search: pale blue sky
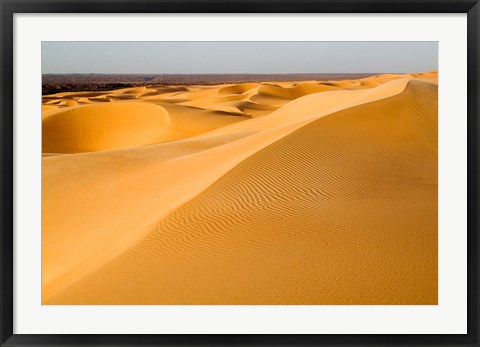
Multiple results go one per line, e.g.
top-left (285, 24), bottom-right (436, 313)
top-left (42, 41), bottom-right (438, 74)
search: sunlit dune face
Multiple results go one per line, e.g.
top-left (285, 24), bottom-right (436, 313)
top-left (41, 72), bottom-right (438, 304)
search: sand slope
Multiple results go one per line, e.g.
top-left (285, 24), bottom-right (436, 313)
top-left (42, 72), bottom-right (438, 304)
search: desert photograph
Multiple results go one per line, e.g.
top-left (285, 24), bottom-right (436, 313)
top-left (41, 42), bottom-right (438, 305)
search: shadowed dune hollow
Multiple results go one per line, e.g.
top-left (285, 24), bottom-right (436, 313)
top-left (42, 72), bottom-right (438, 304)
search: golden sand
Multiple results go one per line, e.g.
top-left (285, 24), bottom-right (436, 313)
top-left (42, 72), bottom-right (438, 304)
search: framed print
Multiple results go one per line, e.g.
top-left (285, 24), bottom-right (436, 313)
top-left (1, 0), bottom-right (479, 346)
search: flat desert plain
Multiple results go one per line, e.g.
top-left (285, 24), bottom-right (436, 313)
top-left (42, 72), bottom-right (438, 304)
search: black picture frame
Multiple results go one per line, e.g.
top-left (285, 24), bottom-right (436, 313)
top-left (1, 0), bottom-right (479, 346)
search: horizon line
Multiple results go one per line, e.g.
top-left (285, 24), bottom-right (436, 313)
top-left (42, 71), bottom-right (437, 75)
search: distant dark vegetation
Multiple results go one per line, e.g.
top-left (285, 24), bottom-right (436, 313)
top-left (42, 83), bottom-right (150, 95)
top-left (42, 73), bottom-right (377, 95)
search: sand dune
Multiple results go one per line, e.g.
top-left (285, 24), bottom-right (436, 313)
top-left (218, 83), bottom-right (258, 95)
top-left (42, 105), bottom-right (58, 112)
top-left (42, 72), bottom-right (438, 304)
top-left (43, 102), bottom-right (171, 153)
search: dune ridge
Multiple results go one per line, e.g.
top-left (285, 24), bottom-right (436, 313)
top-left (42, 72), bottom-right (438, 304)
